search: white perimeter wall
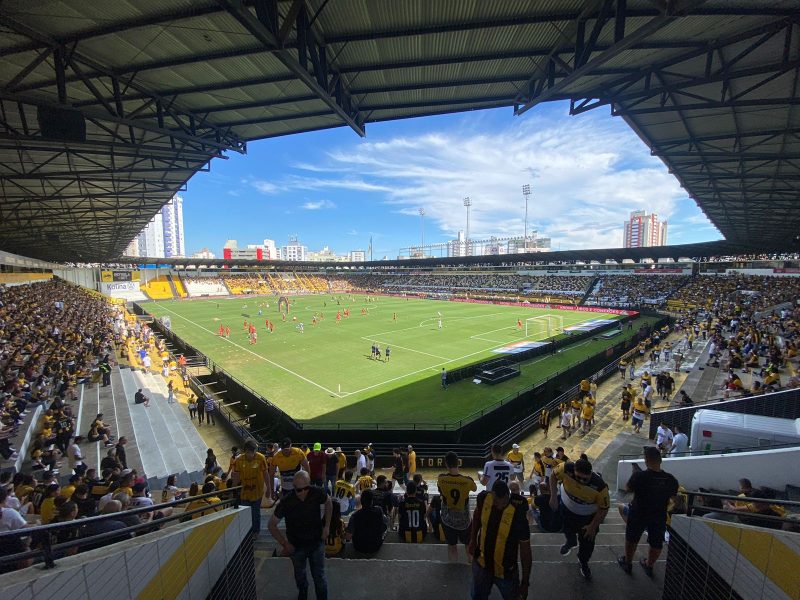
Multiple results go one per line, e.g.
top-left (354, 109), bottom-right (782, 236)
top-left (617, 446), bottom-right (800, 491)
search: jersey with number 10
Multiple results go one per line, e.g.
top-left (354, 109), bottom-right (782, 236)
top-left (398, 496), bottom-right (427, 542)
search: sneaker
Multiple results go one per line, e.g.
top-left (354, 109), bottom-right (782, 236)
top-left (617, 556), bottom-right (632, 574)
top-left (579, 562), bottom-right (592, 580)
top-left (639, 558), bottom-right (654, 578)
top-left (559, 542), bottom-right (576, 556)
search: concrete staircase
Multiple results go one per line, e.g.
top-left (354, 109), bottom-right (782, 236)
top-left (253, 500), bottom-right (664, 599)
top-left (73, 369), bottom-right (144, 476)
top-left (116, 366), bottom-right (207, 486)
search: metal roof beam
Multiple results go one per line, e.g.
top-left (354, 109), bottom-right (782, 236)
top-left (515, 1), bottom-right (709, 115)
top-left (2, 5), bottom-right (793, 59)
top-left (216, 0), bottom-right (365, 137)
top-left (614, 98), bottom-right (800, 115)
top-left (71, 74), bottom-right (298, 110)
top-left (0, 132), bottom-right (224, 161)
top-left (0, 91), bottom-right (237, 155)
top-left (571, 60), bottom-right (800, 115)
top-left (566, 17), bottom-right (797, 115)
top-left (0, 14), bottom-right (245, 153)
top-left (655, 126), bottom-right (800, 149)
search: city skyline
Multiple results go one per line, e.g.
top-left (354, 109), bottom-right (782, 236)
top-left (168, 102), bottom-right (721, 259)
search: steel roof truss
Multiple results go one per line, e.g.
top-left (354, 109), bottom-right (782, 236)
top-left (216, 0), bottom-right (365, 137)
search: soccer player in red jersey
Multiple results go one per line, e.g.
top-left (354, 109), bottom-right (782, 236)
top-left (219, 324), bottom-right (225, 336)
top-left (517, 319), bottom-right (523, 330)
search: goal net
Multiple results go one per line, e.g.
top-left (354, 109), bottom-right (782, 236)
top-left (525, 314), bottom-right (564, 339)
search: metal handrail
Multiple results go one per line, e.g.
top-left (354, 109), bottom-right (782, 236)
top-left (619, 439), bottom-right (800, 460)
top-left (0, 486), bottom-right (242, 570)
top-left (684, 490), bottom-right (800, 527)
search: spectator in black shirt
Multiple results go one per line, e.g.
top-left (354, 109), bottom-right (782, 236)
top-left (115, 437), bottom-right (128, 470)
top-left (389, 448), bottom-right (405, 490)
top-left (324, 447), bottom-right (338, 495)
top-left (618, 446), bottom-right (679, 577)
top-left (78, 499), bottom-right (131, 552)
top-left (269, 471), bottom-right (332, 600)
top-left (345, 489), bottom-right (387, 554)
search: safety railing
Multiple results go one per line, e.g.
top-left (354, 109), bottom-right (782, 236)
top-left (0, 486), bottom-right (242, 572)
top-left (684, 490), bottom-right (800, 528)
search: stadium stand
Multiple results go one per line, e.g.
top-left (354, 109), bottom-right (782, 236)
top-left (586, 275), bottom-right (690, 308)
top-left (169, 274), bottom-right (188, 298)
top-left (140, 276), bottom-right (176, 300)
top-left (183, 276), bottom-right (229, 297)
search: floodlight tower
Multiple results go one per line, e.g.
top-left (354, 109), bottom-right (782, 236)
top-left (522, 184), bottom-right (531, 252)
top-left (463, 197), bottom-right (472, 256)
top-left (419, 207), bottom-right (425, 257)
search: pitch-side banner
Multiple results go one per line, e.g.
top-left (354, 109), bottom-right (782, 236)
top-left (101, 270), bottom-right (141, 282)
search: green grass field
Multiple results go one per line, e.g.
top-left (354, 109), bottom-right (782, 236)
top-left (144, 295), bottom-right (645, 426)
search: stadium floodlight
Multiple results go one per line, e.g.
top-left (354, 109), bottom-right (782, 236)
top-left (522, 184), bottom-right (531, 251)
top-left (419, 207), bottom-right (425, 257)
top-left (463, 197), bottom-right (472, 256)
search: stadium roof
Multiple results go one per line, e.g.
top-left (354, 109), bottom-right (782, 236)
top-left (0, 1), bottom-right (798, 262)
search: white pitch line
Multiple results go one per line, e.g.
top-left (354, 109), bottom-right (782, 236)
top-left (468, 324), bottom-right (518, 339)
top-left (152, 303), bottom-right (342, 397)
top-left (360, 337), bottom-right (450, 361)
top-left (340, 339), bottom-right (513, 397)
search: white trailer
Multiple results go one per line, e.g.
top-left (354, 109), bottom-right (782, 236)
top-left (689, 409), bottom-right (800, 455)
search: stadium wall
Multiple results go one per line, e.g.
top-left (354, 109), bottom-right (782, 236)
top-left (0, 508), bottom-right (255, 600)
top-left (664, 515), bottom-right (800, 600)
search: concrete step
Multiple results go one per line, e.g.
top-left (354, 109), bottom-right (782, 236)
top-left (255, 556), bottom-right (664, 599)
top-left (131, 370), bottom-right (188, 476)
top-left (109, 367), bottom-right (143, 473)
top-left (118, 366), bottom-right (168, 477)
top-left (142, 372), bottom-right (208, 473)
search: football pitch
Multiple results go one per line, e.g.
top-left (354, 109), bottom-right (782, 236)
top-left (144, 295), bottom-right (642, 426)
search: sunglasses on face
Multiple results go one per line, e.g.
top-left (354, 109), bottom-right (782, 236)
top-left (295, 486), bottom-right (310, 493)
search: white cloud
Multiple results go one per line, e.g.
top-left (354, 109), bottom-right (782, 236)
top-left (250, 179), bottom-right (281, 194)
top-left (301, 199), bottom-right (336, 210)
top-left (254, 108), bottom-right (715, 249)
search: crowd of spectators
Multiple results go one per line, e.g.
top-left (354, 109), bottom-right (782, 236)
top-left (3, 270), bottom-right (800, 581)
top-left (669, 274), bottom-right (800, 312)
top-left (1, 281), bottom-right (117, 464)
top-left (338, 273), bottom-right (592, 297)
top-left (586, 275), bottom-right (690, 308)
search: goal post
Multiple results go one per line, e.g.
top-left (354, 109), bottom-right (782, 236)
top-left (525, 314), bottom-right (564, 338)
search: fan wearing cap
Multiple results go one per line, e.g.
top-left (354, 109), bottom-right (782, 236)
top-left (507, 444), bottom-right (525, 483)
top-left (307, 443), bottom-right (327, 488)
top-left (269, 437), bottom-right (309, 499)
top-left (324, 448), bottom-right (339, 494)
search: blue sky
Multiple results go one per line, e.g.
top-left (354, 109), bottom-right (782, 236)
top-left (183, 100), bottom-right (722, 258)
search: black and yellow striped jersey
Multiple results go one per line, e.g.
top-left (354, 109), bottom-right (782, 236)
top-left (552, 462), bottom-right (610, 516)
top-left (474, 491), bottom-right (530, 579)
top-left (398, 496), bottom-right (427, 542)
